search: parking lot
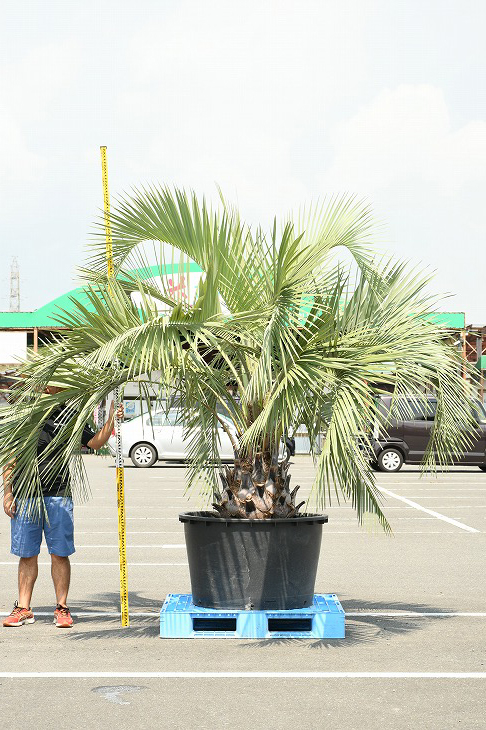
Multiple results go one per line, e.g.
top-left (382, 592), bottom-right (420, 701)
top-left (1, 454), bottom-right (485, 729)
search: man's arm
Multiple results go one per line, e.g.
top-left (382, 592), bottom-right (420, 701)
top-left (87, 402), bottom-right (124, 451)
top-left (3, 459), bottom-right (16, 518)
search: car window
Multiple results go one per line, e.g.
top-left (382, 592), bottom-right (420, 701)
top-left (375, 397), bottom-right (391, 417)
top-left (145, 413), bottom-right (168, 427)
top-left (166, 410), bottom-right (180, 426)
top-left (403, 398), bottom-right (436, 421)
top-left (145, 410), bottom-right (180, 427)
top-left (472, 401), bottom-right (486, 424)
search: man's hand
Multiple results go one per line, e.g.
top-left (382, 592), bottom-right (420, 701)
top-left (87, 402), bottom-right (124, 451)
top-left (109, 402), bottom-right (124, 422)
top-left (3, 493), bottom-right (16, 518)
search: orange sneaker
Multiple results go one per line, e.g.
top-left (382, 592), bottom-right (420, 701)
top-left (3, 601), bottom-right (35, 627)
top-left (54, 604), bottom-right (73, 628)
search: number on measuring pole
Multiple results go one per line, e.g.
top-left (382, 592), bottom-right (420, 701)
top-left (101, 147), bottom-right (130, 627)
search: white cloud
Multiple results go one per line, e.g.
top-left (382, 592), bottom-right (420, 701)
top-left (118, 0), bottom-right (370, 218)
top-left (321, 85), bottom-right (486, 196)
top-left (1, 2), bottom-right (485, 321)
top-left (0, 41), bottom-right (79, 185)
top-left (3, 41), bottom-right (78, 121)
top-left (0, 114), bottom-right (43, 183)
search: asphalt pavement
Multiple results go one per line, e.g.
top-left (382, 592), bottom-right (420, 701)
top-left (1, 455), bottom-right (485, 729)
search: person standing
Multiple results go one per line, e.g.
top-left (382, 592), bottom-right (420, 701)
top-left (3, 388), bottom-right (123, 628)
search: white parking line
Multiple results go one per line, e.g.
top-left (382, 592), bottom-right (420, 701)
top-left (345, 612), bottom-right (486, 617)
top-left (377, 487), bottom-right (480, 532)
top-left (1, 671), bottom-right (485, 679)
top-left (0, 533), bottom-right (466, 552)
top-left (0, 612), bottom-right (161, 617)
top-left (147, 484), bottom-right (187, 487)
top-left (368, 506), bottom-right (486, 509)
top-left (76, 505), bottom-right (189, 508)
top-left (69, 519), bottom-right (459, 531)
top-left (377, 482), bottom-right (485, 486)
top-left (74, 507), bottom-right (486, 515)
top-left (74, 518), bottom-right (448, 527)
top-left (2, 611), bottom-right (485, 618)
top-left (76, 517), bottom-right (179, 520)
top-left (0, 562), bottom-right (188, 566)
top-left (394, 497), bottom-right (486, 500)
top-left (70, 536), bottom-right (472, 545)
top-left (75, 531), bottom-right (182, 534)
top-left (149, 477), bottom-right (187, 481)
top-left (76, 543), bottom-right (186, 550)
top-left (76, 504), bottom-right (190, 508)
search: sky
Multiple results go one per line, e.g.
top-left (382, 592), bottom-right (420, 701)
top-left (1, 0), bottom-right (485, 320)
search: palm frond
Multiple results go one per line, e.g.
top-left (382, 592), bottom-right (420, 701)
top-left (1, 186), bottom-right (478, 527)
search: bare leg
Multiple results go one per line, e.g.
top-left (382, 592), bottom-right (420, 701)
top-left (50, 555), bottom-right (71, 607)
top-left (18, 556), bottom-right (38, 608)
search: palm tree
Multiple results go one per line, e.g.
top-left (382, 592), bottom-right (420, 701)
top-left (0, 189), bottom-right (477, 529)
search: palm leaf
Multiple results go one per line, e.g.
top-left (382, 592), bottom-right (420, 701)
top-left (1, 187), bottom-right (478, 527)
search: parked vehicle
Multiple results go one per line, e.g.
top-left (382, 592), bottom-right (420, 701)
top-left (371, 395), bottom-right (486, 472)
top-left (108, 409), bottom-right (237, 467)
top-left (109, 408), bottom-right (295, 468)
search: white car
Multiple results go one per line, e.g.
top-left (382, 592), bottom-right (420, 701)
top-left (108, 409), bottom-right (237, 467)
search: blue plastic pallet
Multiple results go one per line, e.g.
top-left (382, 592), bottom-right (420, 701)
top-left (160, 593), bottom-right (345, 639)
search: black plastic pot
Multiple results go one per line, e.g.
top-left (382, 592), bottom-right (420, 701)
top-left (179, 511), bottom-right (328, 610)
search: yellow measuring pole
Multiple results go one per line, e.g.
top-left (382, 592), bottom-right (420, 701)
top-left (100, 146), bottom-right (129, 627)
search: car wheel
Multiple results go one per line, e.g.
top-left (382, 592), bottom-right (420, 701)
top-left (479, 465), bottom-right (486, 472)
top-left (377, 448), bottom-right (403, 473)
top-left (130, 443), bottom-right (158, 468)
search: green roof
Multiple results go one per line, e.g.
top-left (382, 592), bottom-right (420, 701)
top-left (423, 312), bottom-right (465, 329)
top-left (0, 267), bottom-right (467, 333)
top-left (476, 355), bottom-right (486, 371)
top-left (0, 263), bottom-right (203, 329)
top-left (0, 289), bottom-right (93, 328)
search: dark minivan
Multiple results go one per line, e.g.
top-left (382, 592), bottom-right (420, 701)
top-left (371, 395), bottom-right (486, 472)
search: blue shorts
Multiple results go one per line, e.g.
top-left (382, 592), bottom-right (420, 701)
top-left (10, 496), bottom-right (75, 558)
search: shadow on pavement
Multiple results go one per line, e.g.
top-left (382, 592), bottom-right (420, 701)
top-left (34, 593), bottom-right (454, 646)
top-left (35, 592), bottom-right (161, 640)
top-left (241, 597), bottom-right (452, 649)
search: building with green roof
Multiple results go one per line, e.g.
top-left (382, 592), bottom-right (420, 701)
top-left (0, 275), bottom-right (469, 369)
top-left (1, 269), bottom-right (482, 403)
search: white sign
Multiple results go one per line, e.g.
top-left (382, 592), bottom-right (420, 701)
top-left (0, 331), bottom-right (27, 364)
top-left (130, 271), bottom-right (203, 313)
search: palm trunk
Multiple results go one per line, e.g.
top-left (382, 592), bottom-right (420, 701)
top-left (212, 451), bottom-right (305, 519)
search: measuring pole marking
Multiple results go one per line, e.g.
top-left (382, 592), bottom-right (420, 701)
top-left (100, 146), bottom-right (130, 627)
top-left (100, 146), bottom-right (114, 278)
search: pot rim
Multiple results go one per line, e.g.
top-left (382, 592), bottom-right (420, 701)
top-left (179, 510), bottom-right (328, 525)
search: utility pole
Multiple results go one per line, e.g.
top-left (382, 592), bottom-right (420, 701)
top-left (9, 257), bottom-right (20, 312)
